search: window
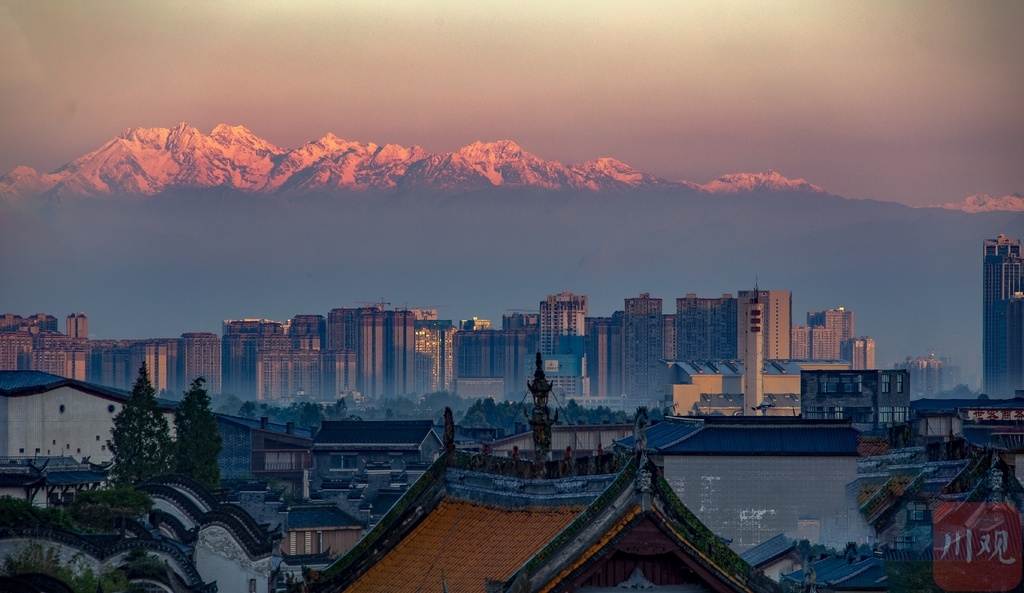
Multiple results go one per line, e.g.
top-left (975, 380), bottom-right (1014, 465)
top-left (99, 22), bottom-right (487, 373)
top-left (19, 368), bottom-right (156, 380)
top-left (881, 374), bottom-right (891, 393)
top-left (18, 448), bottom-right (24, 454)
top-left (249, 579), bottom-right (257, 592)
top-left (907, 502), bottom-right (927, 522)
top-left (59, 404), bottom-right (65, 414)
top-left (108, 404), bottom-right (116, 413)
top-left (331, 454), bottom-right (357, 469)
top-left (96, 435), bottom-right (100, 441)
top-left (895, 374), bottom-right (905, 393)
top-left (894, 535), bottom-right (915, 550)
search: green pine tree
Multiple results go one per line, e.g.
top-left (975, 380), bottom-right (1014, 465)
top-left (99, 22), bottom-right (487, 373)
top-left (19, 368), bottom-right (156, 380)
top-left (174, 377), bottom-right (222, 490)
top-left (108, 363), bottom-right (174, 487)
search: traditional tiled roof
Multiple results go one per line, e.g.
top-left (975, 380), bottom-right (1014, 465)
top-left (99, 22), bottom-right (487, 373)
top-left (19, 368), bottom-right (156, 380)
top-left (314, 447), bottom-right (776, 593)
top-left (782, 556), bottom-right (886, 591)
top-left (287, 505), bottom-right (361, 530)
top-left (650, 418), bottom-right (859, 456)
top-left (740, 534), bottom-right (796, 568)
top-left (910, 397), bottom-right (1024, 412)
top-left (616, 418), bottom-right (703, 450)
top-left (346, 498), bottom-right (582, 592)
top-left (0, 371), bottom-right (178, 409)
top-left (857, 435), bottom-right (890, 457)
top-left (313, 420), bottom-right (437, 447)
top-left (215, 413), bottom-right (313, 439)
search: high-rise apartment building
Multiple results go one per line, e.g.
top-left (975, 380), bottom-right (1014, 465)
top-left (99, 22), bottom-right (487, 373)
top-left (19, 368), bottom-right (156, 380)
top-left (414, 319), bottom-right (456, 394)
top-left (840, 337), bottom-right (876, 370)
top-left (31, 332), bottom-right (89, 381)
top-left (805, 308), bottom-right (853, 361)
top-left (623, 293), bottom-right (663, 399)
top-left (539, 291), bottom-right (587, 355)
top-left (585, 313), bottom-right (623, 398)
top-left (327, 308), bottom-right (359, 352)
top-left (662, 315), bottom-right (676, 360)
top-left (129, 339), bottom-right (182, 396)
top-left (89, 340), bottom-right (134, 389)
top-left (676, 294), bottom-right (738, 360)
top-left (222, 319), bottom-right (285, 399)
top-left (894, 354), bottom-right (943, 398)
top-left (737, 289), bottom-right (791, 361)
top-left (289, 315), bottom-right (326, 351)
top-left (0, 332), bottom-right (33, 371)
top-left (790, 326), bottom-right (810, 359)
top-left (453, 328), bottom-right (536, 398)
top-left (807, 308), bottom-right (854, 341)
top-left (181, 332), bottom-right (221, 394)
top-left (984, 234), bottom-right (1023, 396)
top-left (66, 312), bottom-right (88, 339)
top-left (0, 314), bottom-right (58, 334)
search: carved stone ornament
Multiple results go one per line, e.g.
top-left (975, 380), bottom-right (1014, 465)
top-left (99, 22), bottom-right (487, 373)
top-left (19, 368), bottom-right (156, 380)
top-left (636, 450), bottom-right (652, 493)
top-left (616, 567), bottom-right (656, 589)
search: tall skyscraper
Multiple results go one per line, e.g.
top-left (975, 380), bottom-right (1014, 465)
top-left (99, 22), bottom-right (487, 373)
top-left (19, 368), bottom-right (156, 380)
top-left (222, 318), bottom-right (285, 399)
top-left (585, 313), bottom-right (623, 398)
top-left (129, 339), bottom-right (182, 396)
top-left (539, 291), bottom-right (587, 355)
top-left (623, 293), bottom-right (663, 399)
top-left (737, 289), bottom-right (791, 360)
top-left (895, 355), bottom-right (944, 398)
top-left (676, 294), bottom-right (738, 360)
top-left (662, 314), bottom-right (676, 360)
top-left (66, 312), bottom-right (88, 339)
top-left (806, 308), bottom-right (853, 360)
top-left (984, 234), bottom-right (1023, 396)
top-left (181, 332), bottom-right (222, 394)
top-left (741, 290), bottom-right (765, 415)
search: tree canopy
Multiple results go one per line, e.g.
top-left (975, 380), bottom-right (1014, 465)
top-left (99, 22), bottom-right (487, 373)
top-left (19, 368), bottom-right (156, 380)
top-left (108, 363), bottom-right (175, 487)
top-left (174, 377), bottom-right (222, 490)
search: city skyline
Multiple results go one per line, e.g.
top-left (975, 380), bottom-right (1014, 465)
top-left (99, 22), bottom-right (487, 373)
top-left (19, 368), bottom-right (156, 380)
top-left (1, 2), bottom-right (1021, 206)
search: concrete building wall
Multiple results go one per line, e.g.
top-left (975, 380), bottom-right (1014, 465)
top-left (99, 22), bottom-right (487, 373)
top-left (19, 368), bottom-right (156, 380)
top-left (3, 385), bottom-right (175, 461)
top-left (195, 524), bottom-right (273, 593)
top-left (662, 454), bottom-right (864, 552)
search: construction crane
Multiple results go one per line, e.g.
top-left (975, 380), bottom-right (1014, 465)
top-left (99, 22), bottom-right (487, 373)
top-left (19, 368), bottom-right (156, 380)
top-left (357, 298), bottom-right (391, 310)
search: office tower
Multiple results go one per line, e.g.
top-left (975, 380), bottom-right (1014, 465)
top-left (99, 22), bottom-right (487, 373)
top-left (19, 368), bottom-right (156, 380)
top-left (539, 291), bottom-right (587, 355)
top-left (662, 315), bottom-right (676, 360)
top-left (66, 312), bottom-right (88, 339)
top-left (585, 313), bottom-right (624, 398)
top-left (676, 294), bottom-right (738, 360)
top-left (895, 355), bottom-right (944, 398)
top-left (181, 332), bottom-right (222, 394)
top-left (623, 293), bottom-right (663, 399)
top-left (737, 289), bottom-right (791, 361)
top-left (414, 319), bottom-right (456, 394)
top-left (0, 332), bottom-right (33, 370)
top-left (741, 290), bottom-right (765, 415)
top-left (289, 315), bottom-right (326, 351)
top-left (1007, 295), bottom-right (1024, 393)
top-left (840, 337), bottom-right (876, 370)
top-left (984, 234), bottom-right (1023, 396)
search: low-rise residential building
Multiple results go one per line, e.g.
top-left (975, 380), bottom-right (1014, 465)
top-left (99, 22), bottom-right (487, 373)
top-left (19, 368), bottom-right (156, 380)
top-left (310, 420), bottom-right (441, 489)
top-left (216, 414), bottom-right (312, 496)
top-left (801, 369), bottom-right (911, 431)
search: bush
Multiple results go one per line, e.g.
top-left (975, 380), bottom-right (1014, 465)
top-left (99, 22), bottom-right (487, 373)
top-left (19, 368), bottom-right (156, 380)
top-left (69, 487), bottom-right (153, 532)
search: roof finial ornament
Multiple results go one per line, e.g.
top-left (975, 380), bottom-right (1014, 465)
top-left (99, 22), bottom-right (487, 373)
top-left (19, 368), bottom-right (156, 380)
top-left (442, 407), bottom-right (455, 455)
top-left (526, 352), bottom-right (557, 463)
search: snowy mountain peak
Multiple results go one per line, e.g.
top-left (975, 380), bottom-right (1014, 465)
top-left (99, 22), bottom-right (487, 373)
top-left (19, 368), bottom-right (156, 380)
top-left (0, 124), bottom-right (840, 199)
top-left (930, 193), bottom-right (1024, 213)
top-left (699, 170), bottom-right (823, 193)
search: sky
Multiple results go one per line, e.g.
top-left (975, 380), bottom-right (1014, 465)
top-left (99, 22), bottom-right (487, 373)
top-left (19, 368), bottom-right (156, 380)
top-left (0, 1), bottom-right (1021, 207)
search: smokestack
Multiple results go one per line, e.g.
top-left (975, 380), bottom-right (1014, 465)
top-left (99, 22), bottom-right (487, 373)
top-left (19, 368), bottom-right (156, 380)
top-left (743, 289), bottom-right (764, 416)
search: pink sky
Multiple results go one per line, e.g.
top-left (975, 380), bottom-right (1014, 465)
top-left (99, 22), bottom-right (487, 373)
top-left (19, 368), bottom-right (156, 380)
top-left (0, 1), bottom-right (1021, 206)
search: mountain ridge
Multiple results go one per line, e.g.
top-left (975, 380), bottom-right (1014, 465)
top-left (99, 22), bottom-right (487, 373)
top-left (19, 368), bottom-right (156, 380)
top-left (0, 123), bottom-right (825, 200)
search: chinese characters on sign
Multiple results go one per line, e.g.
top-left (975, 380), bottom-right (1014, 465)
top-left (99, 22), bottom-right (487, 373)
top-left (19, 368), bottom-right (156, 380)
top-left (963, 409), bottom-right (1024, 421)
top-left (933, 502), bottom-right (1022, 591)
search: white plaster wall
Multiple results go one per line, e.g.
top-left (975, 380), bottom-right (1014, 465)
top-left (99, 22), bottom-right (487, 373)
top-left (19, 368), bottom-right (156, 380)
top-left (4, 386), bottom-right (175, 463)
top-left (195, 524), bottom-right (272, 593)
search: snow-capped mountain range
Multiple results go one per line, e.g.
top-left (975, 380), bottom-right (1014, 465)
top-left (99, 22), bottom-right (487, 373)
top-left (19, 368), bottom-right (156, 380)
top-left (0, 123), bottom-right (824, 200)
top-left (930, 193), bottom-right (1024, 213)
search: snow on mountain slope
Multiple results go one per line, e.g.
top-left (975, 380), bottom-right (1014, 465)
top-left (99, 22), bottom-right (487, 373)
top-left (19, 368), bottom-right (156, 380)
top-left (0, 124), bottom-right (836, 199)
top-left (697, 169), bottom-right (824, 193)
top-left (930, 193), bottom-right (1024, 213)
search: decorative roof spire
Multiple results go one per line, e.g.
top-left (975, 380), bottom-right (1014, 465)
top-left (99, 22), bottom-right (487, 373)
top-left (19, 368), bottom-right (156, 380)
top-left (526, 352), bottom-right (557, 462)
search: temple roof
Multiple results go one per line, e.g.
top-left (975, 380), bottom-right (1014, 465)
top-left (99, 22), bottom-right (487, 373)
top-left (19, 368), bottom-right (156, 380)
top-left (346, 498), bottom-right (582, 592)
top-left (313, 449), bottom-right (779, 593)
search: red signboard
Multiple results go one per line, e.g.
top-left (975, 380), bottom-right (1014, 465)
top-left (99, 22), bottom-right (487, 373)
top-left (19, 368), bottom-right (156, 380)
top-left (933, 502), bottom-right (1022, 591)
